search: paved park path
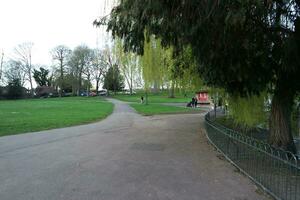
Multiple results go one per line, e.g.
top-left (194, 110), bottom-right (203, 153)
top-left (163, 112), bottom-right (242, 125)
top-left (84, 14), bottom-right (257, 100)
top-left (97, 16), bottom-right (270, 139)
top-left (0, 99), bottom-right (268, 200)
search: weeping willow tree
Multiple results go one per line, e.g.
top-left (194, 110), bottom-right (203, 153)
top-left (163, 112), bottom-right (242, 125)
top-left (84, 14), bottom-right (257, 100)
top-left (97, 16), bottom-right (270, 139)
top-left (140, 35), bottom-right (173, 103)
top-left (151, 39), bottom-right (166, 93)
top-left (228, 93), bottom-right (267, 131)
top-left (140, 36), bottom-right (152, 104)
top-left (173, 46), bottom-right (203, 95)
top-left (161, 46), bottom-right (175, 97)
top-left (141, 38), bottom-right (203, 100)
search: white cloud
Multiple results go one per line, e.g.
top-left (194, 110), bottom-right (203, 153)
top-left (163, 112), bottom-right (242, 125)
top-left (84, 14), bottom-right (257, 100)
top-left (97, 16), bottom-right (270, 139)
top-left (0, 0), bottom-right (114, 65)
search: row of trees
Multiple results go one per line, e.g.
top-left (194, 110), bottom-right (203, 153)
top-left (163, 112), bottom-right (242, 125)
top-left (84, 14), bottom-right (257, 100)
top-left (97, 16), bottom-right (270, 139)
top-left (112, 36), bottom-right (203, 100)
top-left (0, 37), bottom-right (201, 100)
top-left (0, 43), bottom-right (127, 98)
top-left (49, 45), bottom-right (108, 96)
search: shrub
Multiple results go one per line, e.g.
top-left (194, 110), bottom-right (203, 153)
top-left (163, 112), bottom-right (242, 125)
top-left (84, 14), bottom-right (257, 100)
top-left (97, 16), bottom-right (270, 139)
top-left (6, 79), bottom-right (25, 99)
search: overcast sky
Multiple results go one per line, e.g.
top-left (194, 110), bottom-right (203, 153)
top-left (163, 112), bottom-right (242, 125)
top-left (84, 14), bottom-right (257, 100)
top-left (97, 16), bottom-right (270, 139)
top-left (0, 0), bottom-right (113, 65)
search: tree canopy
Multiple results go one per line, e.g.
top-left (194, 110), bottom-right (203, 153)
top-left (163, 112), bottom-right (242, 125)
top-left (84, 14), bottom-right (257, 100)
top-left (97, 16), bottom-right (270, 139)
top-left (33, 67), bottom-right (51, 86)
top-left (96, 0), bottom-right (300, 152)
top-left (102, 0), bottom-right (299, 94)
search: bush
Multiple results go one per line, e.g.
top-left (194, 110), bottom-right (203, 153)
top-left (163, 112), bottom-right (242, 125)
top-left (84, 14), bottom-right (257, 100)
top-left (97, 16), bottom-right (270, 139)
top-left (0, 87), bottom-right (4, 99)
top-left (6, 79), bottom-right (25, 99)
top-left (228, 93), bottom-right (267, 129)
top-left (35, 86), bottom-right (58, 98)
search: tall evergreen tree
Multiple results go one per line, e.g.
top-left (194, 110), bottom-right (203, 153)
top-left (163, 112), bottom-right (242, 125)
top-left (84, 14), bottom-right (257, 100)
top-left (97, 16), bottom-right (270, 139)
top-left (33, 67), bottom-right (51, 86)
top-left (103, 65), bottom-right (125, 93)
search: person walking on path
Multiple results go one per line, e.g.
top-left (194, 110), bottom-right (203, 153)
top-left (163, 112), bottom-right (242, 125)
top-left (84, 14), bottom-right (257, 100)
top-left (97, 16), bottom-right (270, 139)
top-left (191, 97), bottom-right (195, 108)
top-left (194, 97), bottom-right (198, 108)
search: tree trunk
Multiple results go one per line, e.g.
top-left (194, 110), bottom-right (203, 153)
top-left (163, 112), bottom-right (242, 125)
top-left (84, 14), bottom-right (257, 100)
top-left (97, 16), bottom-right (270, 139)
top-left (77, 73), bottom-right (82, 96)
top-left (96, 79), bottom-right (99, 95)
top-left (29, 72), bottom-right (34, 97)
top-left (169, 81), bottom-right (175, 98)
top-left (130, 66), bottom-right (133, 95)
top-left (145, 90), bottom-right (148, 105)
top-left (72, 76), bottom-right (76, 96)
top-left (298, 104), bottom-right (300, 137)
top-left (59, 60), bottom-right (63, 97)
top-left (114, 82), bottom-right (116, 95)
top-left (153, 81), bottom-right (159, 94)
top-left (0, 52), bottom-right (4, 83)
top-left (87, 74), bottom-right (90, 97)
top-left (269, 85), bottom-right (296, 153)
top-left (28, 54), bottom-right (34, 97)
top-left (214, 103), bottom-right (217, 119)
top-left (130, 76), bottom-right (133, 95)
top-left (72, 85), bottom-right (76, 96)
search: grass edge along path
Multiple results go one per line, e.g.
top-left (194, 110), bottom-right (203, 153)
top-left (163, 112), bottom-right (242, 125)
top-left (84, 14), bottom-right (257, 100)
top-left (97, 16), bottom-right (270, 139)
top-left (130, 103), bottom-right (199, 116)
top-left (112, 93), bottom-right (192, 103)
top-left (0, 97), bottom-right (114, 137)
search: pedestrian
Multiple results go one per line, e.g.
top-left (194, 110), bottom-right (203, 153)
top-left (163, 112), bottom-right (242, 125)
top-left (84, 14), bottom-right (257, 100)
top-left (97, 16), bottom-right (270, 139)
top-left (191, 97), bottom-right (195, 108)
top-left (141, 96), bottom-right (144, 104)
top-left (194, 97), bottom-right (198, 108)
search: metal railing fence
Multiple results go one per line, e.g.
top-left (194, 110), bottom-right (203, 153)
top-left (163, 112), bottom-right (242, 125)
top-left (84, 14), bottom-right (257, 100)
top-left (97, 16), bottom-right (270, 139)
top-left (205, 111), bottom-right (300, 200)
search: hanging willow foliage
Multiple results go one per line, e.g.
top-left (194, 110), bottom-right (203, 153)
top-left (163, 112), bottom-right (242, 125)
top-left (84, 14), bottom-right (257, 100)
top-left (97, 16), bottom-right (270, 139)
top-left (141, 36), bottom-right (202, 97)
top-left (140, 35), bottom-right (173, 91)
top-left (228, 93), bottom-right (267, 129)
top-left (173, 46), bottom-right (203, 93)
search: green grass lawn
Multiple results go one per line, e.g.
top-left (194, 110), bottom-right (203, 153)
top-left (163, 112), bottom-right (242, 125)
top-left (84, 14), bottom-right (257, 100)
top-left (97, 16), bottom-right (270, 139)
top-left (112, 92), bottom-right (193, 103)
top-left (0, 97), bottom-right (114, 137)
top-left (130, 103), bottom-right (196, 115)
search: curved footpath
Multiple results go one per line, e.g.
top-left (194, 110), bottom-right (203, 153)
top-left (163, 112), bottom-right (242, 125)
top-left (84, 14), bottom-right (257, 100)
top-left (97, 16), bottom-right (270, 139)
top-left (0, 99), bottom-right (268, 200)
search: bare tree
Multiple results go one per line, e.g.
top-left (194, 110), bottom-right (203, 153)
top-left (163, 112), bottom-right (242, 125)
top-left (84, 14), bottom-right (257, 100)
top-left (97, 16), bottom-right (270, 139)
top-left (91, 49), bottom-right (107, 94)
top-left (82, 51), bottom-right (93, 97)
top-left (120, 53), bottom-right (139, 95)
top-left (114, 39), bottom-right (140, 95)
top-left (51, 45), bottom-right (71, 97)
top-left (13, 42), bottom-right (34, 96)
top-left (4, 60), bottom-right (26, 86)
top-left (69, 45), bottom-right (92, 96)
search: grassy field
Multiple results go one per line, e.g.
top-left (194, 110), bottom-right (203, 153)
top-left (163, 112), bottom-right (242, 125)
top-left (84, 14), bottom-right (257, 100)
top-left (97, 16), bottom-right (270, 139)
top-left (0, 97), bottom-right (114, 137)
top-left (130, 103), bottom-right (196, 115)
top-left (112, 92), bottom-right (194, 103)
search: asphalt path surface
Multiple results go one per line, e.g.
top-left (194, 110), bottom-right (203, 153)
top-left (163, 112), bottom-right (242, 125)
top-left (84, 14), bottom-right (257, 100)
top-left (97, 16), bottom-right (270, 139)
top-left (0, 99), bottom-right (268, 200)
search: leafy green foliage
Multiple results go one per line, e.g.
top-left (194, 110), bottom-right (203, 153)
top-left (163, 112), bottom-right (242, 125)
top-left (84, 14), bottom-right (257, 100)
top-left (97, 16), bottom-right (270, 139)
top-left (173, 46), bottom-right (203, 92)
top-left (140, 36), bottom-right (166, 90)
top-left (103, 0), bottom-right (300, 95)
top-left (228, 94), bottom-right (267, 128)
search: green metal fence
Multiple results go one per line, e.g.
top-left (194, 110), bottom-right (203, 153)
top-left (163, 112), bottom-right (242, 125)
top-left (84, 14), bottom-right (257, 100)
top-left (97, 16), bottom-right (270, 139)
top-left (205, 111), bottom-right (300, 200)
